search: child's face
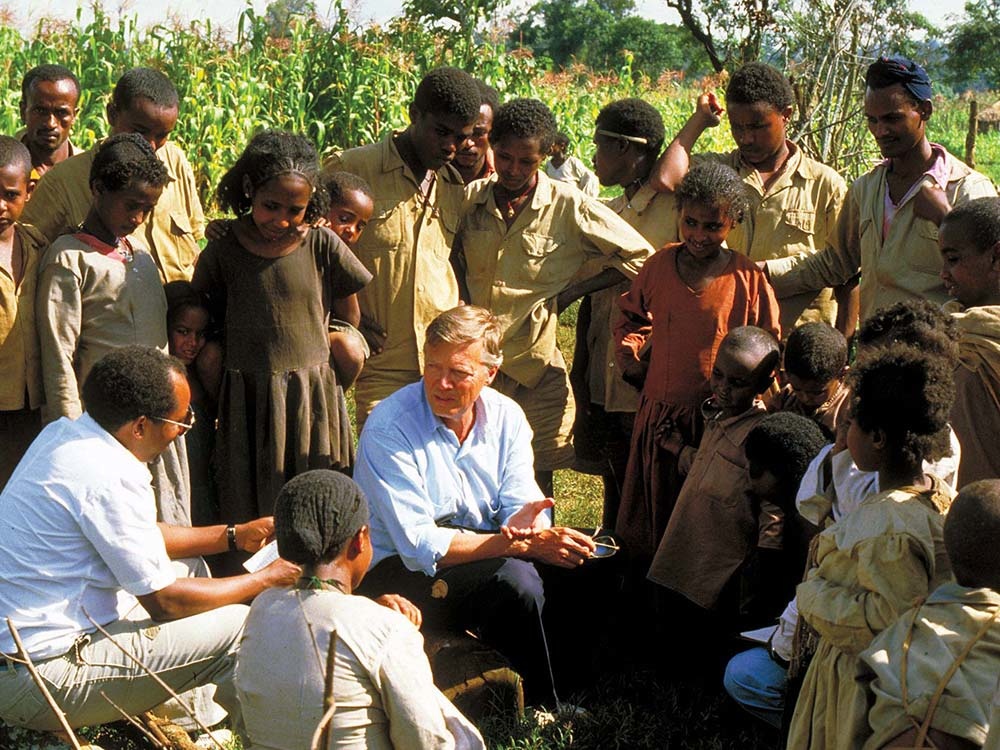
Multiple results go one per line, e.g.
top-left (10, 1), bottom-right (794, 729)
top-left (250, 173), bottom-right (313, 242)
top-left (939, 219), bottom-right (1000, 308)
top-left (727, 101), bottom-right (790, 169)
top-left (710, 343), bottom-right (768, 415)
top-left (679, 201), bottom-right (736, 260)
top-left (845, 405), bottom-right (880, 472)
top-left (455, 104), bottom-right (493, 172)
top-left (786, 372), bottom-right (840, 411)
top-left (108, 96), bottom-right (178, 152)
top-left (493, 136), bottom-right (545, 193)
top-left (168, 305), bottom-right (209, 366)
top-left (327, 189), bottom-right (374, 248)
top-left (93, 180), bottom-right (163, 239)
top-left (0, 164), bottom-right (32, 239)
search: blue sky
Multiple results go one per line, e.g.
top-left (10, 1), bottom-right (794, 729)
top-left (19, 0), bottom-right (967, 36)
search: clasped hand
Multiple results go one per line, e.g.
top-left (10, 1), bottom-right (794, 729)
top-left (501, 498), bottom-right (596, 568)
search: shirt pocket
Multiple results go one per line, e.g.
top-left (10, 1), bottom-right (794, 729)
top-left (698, 451), bottom-right (747, 509)
top-left (364, 199), bottom-right (406, 252)
top-left (520, 232), bottom-right (562, 284)
top-left (911, 222), bottom-right (943, 275)
top-left (781, 208), bottom-right (816, 250)
top-left (169, 212), bottom-right (199, 270)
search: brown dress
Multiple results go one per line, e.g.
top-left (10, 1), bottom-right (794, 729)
top-left (193, 227), bottom-right (371, 521)
top-left (613, 243), bottom-right (781, 567)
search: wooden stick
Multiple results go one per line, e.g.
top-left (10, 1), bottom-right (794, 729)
top-left (311, 630), bottom-right (338, 750)
top-left (141, 711), bottom-right (174, 749)
top-left (98, 692), bottom-right (167, 749)
top-left (5, 618), bottom-right (83, 750)
top-left (81, 609), bottom-right (227, 750)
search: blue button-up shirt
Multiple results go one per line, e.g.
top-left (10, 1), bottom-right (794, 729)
top-left (354, 382), bottom-right (544, 576)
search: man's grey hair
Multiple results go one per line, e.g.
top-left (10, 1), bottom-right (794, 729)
top-left (425, 305), bottom-right (504, 369)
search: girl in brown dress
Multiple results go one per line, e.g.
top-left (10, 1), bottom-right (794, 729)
top-left (193, 132), bottom-right (371, 522)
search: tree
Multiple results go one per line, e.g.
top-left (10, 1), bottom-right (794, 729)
top-left (265, 0), bottom-right (316, 37)
top-left (403, 0), bottom-right (508, 59)
top-left (943, 0), bottom-right (1000, 91)
top-left (665, 0), bottom-right (775, 72)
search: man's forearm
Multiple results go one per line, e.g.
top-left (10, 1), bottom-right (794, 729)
top-left (556, 268), bottom-right (627, 313)
top-left (158, 522), bottom-right (263, 558)
top-left (438, 531), bottom-right (522, 569)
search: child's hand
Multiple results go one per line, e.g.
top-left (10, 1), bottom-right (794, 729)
top-left (204, 218), bottom-right (232, 241)
top-left (359, 313), bottom-right (387, 355)
top-left (694, 92), bottom-right (724, 128)
top-left (313, 216), bottom-right (331, 228)
top-left (655, 417), bottom-right (685, 455)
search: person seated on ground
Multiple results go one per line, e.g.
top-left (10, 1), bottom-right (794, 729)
top-left (571, 97), bottom-right (673, 529)
top-left (23, 66), bottom-right (206, 283)
top-left (787, 344), bottom-right (956, 750)
top-left (0, 137), bottom-right (46, 489)
top-left (353, 304), bottom-right (607, 705)
top-left (18, 64), bottom-right (80, 187)
top-left (236, 469), bottom-right (485, 750)
top-left (544, 131), bottom-right (599, 197)
top-left (938, 197), bottom-right (1000, 487)
top-left (650, 61), bottom-right (856, 336)
top-left (0, 346), bottom-right (298, 738)
top-left (453, 79), bottom-right (498, 185)
top-left (323, 170), bottom-right (376, 390)
top-left (857, 479), bottom-right (1000, 750)
top-left (454, 98), bottom-right (653, 498)
top-left (765, 322), bottom-right (850, 441)
top-left (645, 326), bottom-right (780, 674)
top-left (722, 412), bottom-right (827, 729)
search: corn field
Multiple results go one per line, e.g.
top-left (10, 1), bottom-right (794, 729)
top-left (1, 3), bottom-right (997, 215)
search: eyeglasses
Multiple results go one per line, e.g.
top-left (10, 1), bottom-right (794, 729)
top-left (590, 527), bottom-right (620, 559)
top-left (152, 405), bottom-right (196, 433)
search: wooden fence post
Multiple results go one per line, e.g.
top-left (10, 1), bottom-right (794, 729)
top-left (967, 99), bottom-right (978, 169)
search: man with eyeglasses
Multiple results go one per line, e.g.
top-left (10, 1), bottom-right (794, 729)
top-left (354, 305), bottom-right (618, 706)
top-left (18, 65), bottom-right (80, 188)
top-left (0, 346), bottom-right (299, 738)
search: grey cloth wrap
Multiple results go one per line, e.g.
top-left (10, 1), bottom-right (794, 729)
top-left (274, 469), bottom-right (370, 565)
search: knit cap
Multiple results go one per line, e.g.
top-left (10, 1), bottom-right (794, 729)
top-left (274, 470), bottom-right (369, 565)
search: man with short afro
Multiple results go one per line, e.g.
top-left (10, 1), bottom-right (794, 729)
top-left (574, 96), bottom-right (675, 526)
top-left (650, 61), bottom-right (853, 336)
top-left (454, 97), bottom-right (653, 495)
top-left (325, 66), bottom-right (481, 424)
top-left (18, 64), bottom-right (80, 184)
top-left (23, 67), bottom-right (205, 283)
top-left (454, 78), bottom-right (499, 184)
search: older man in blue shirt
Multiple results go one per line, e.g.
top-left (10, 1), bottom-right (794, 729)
top-left (354, 305), bottom-right (597, 702)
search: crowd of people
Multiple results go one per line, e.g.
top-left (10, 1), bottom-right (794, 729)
top-left (1, 51), bottom-right (1000, 750)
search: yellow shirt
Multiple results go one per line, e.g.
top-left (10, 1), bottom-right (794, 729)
top-left (325, 135), bottom-right (464, 374)
top-left (696, 144), bottom-right (847, 331)
top-left (22, 141), bottom-right (206, 283)
top-left (771, 147), bottom-right (997, 321)
top-left (587, 185), bottom-right (677, 411)
top-left (860, 583), bottom-right (1000, 749)
top-left (0, 224), bottom-right (47, 411)
top-left (459, 171), bottom-right (653, 388)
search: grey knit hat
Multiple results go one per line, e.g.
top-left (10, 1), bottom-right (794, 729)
top-left (274, 470), bottom-right (370, 565)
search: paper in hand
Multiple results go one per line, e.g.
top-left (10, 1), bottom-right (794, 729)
top-left (243, 539), bottom-right (280, 572)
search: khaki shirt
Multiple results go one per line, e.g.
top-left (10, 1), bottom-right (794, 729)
top-left (771, 147), bottom-right (997, 321)
top-left (22, 141), bottom-right (206, 283)
top-left (0, 224), bottom-right (47, 411)
top-left (459, 172), bottom-right (653, 388)
top-left (325, 135), bottom-right (464, 373)
top-left (860, 583), bottom-right (1000, 749)
top-left (18, 131), bottom-right (78, 187)
top-left (696, 144), bottom-right (847, 331)
top-left (588, 185), bottom-right (677, 411)
top-left (36, 234), bottom-right (168, 422)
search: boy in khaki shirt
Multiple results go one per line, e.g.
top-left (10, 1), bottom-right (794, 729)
top-left (0, 137), bottom-right (46, 488)
top-left (324, 67), bottom-right (481, 423)
top-left (22, 67), bottom-right (205, 283)
top-left (455, 98), bottom-right (653, 495)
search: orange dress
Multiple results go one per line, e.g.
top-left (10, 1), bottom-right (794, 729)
top-left (613, 243), bottom-right (780, 567)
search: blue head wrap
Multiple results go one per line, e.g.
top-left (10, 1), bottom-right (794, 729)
top-left (865, 56), bottom-right (933, 102)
